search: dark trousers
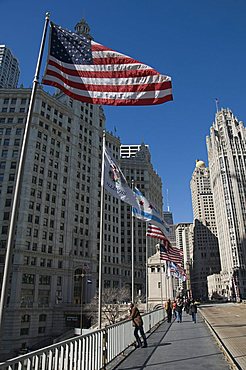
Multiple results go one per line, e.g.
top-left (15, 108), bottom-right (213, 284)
top-left (191, 312), bottom-right (197, 323)
top-left (167, 310), bottom-right (172, 323)
top-left (176, 310), bottom-right (182, 322)
top-left (134, 325), bottom-right (147, 347)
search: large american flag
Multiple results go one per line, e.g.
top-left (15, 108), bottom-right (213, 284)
top-left (42, 23), bottom-right (173, 106)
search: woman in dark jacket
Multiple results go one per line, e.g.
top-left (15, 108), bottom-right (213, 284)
top-left (129, 303), bottom-right (147, 348)
top-left (189, 299), bottom-right (198, 323)
top-left (175, 298), bottom-right (183, 323)
top-left (165, 299), bottom-right (172, 323)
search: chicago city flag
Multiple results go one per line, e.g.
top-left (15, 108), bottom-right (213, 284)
top-left (103, 149), bottom-right (138, 207)
top-left (42, 23), bottom-right (173, 106)
top-left (133, 189), bottom-right (168, 233)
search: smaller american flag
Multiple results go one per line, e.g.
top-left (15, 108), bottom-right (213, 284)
top-left (160, 244), bottom-right (169, 262)
top-left (168, 246), bottom-right (183, 265)
top-left (159, 243), bottom-right (183, 265)
top-left (146, 223), bottom-right (168, 241)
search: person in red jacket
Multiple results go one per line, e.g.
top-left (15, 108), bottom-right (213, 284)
top-left (129, 303), bottom-right (147, 348)
top-left (172, 300), bottom-right (177, 319)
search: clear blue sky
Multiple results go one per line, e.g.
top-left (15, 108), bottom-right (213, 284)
top-left (1, 0), bottom-right (246, 223)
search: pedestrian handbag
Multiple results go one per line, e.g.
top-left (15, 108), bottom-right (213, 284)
top-left (188, 307), bottom-right (192, 315)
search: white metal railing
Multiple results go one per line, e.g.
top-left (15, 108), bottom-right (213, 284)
top-left (0, 308), bottom-right (165, 370)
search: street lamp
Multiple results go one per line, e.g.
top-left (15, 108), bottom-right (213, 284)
top-left (74, 270), bottom-right (91, 335)
top-left (232, 267), bottom-right (241, 303)
top-left (80, 273), bottom-right (85, 335)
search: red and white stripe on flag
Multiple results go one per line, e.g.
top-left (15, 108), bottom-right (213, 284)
top-left (168, 246), bottom-right (183, 265)
top-left (146, 223), bottom-right (167, 240)
top-left (42, 23), bottom-right (173, 106)
top-left (147, 223), bottom-right (183, 265)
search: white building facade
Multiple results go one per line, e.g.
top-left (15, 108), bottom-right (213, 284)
top-left (207, 108), bottom-right (246, 300)
top-left (0, 87), bottom-right (105, 358)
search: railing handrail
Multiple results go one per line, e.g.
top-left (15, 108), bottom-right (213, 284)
top-left (0, 307), bottom-right (165, 369)
top-left (0, 327), bottom-right (103, 364)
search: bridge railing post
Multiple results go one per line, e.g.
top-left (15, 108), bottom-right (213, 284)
top-left (102, 329), bottom-right (108, 369)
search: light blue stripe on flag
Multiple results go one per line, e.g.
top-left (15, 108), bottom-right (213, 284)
top-left (132, 208), bottom-right (165, 226)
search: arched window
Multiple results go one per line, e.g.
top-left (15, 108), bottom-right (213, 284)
top-left (21, 314), bottom-right (30, 323)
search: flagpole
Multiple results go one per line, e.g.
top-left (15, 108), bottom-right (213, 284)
top-left (165, 259), bottom-right (168, 300)
top-left (159, 248), bottom-right (164, 307)
top-left (98, 131), bottom-right (106, 328)
top-left (131, 179), bottom-right (135, 303)
top-left (145, 226), bottom-right (149, 312)
top-left (0, 12), bottom-right (50, 337)
top-left (166, 271), bottom-right (169, 300)
top-left (166, 261), bottom-right (171, 299)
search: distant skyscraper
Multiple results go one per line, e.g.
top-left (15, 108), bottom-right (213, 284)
top-left (163, 211), bottom-right (173, 225)
top-left (0, 45), bottom-right (20, 88)
top-left (163, 211), bottom-right (176, 246)
top-left (175, 223), bottom-right (193, 297)
top-left (190, 160), bottom-right (221, 300)
top-left (175, 223), bottom-right (193, 265)
top-left (207, 108), bottom-right (246, 300)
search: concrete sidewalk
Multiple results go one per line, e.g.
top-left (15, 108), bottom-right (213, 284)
top-left (199, 303), bottom-right (246, 370)
top-left (113, 312), bottom-right (233, 370)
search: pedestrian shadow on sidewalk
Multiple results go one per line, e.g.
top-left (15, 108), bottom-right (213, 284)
top-left (113, 322), bottom-right (173, 369)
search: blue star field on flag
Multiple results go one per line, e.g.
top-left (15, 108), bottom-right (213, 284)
top-left (49, 23), bottom-right (92, 64)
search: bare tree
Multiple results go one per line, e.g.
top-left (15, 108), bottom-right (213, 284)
top-left (86, 286), bottom-right (130, 326)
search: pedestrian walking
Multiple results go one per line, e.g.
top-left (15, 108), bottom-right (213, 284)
top-left (165, 299), bottom-right (172, 323)
top-left (189, 299), bottom-right (198, 323)
top-left (184, 298), bottom-right (191, 314)
top-left (129, 303), bottom-right (147, 348)
top-left (176, 298), bottom-right (183, 323)
top-left (172, 300), bottom-right (177, 319)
